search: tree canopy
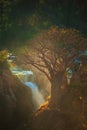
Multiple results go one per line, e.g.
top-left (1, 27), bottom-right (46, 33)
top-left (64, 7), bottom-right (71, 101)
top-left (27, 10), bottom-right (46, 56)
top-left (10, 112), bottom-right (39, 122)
top-left (0, 0), bottom-right (87, 49)
top-left (16, 26), bottom-right (87, 108)
top-left (17, 26), bottom-right (87, 77)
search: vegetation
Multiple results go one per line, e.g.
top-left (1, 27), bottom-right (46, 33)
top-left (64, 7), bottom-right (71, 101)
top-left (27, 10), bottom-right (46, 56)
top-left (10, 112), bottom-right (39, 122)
top-left (0, 49), bottom-right (9, 74)
top-left (0, 0), bottom-right (87, 48)
top-left (0, 0), bottom-right (87, 129)
top-left (16, 26), bottom-right (87, 109)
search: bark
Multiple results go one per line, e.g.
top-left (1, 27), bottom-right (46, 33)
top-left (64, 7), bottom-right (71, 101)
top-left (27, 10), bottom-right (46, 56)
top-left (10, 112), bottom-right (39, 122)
top-left (49, 72), bottom-right (64, 109)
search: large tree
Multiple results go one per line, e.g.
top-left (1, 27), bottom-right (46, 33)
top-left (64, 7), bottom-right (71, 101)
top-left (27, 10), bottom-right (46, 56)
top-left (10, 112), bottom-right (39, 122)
top-left (16, 26), bottom-right (87, 109)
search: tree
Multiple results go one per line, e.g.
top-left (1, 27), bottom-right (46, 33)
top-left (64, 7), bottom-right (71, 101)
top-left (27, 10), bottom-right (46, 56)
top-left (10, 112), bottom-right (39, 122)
top-left (16, 26), bottom-right (87, 109)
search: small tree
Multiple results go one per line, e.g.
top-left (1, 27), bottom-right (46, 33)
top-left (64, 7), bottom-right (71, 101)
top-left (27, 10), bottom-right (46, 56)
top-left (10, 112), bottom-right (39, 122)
top-left (17, 26), bottom-right (87, 109)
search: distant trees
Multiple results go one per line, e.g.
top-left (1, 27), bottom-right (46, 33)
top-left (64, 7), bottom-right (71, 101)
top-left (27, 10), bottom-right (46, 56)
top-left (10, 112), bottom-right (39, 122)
top-left (0, 0), bottom-right (14, 31)
top-left (1, 0), bottom-right (87, 49)
top-left (17, 26), bottom-right (87, 108)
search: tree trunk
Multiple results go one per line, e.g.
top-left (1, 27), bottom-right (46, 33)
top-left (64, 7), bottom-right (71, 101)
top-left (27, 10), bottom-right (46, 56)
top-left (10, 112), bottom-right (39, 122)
top-left (49, 72), bottom-right (64, 109)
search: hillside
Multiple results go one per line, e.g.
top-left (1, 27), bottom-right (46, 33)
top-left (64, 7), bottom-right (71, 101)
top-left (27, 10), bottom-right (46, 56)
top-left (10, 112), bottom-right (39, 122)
top-left (0, 69), bottom-right (34, 130)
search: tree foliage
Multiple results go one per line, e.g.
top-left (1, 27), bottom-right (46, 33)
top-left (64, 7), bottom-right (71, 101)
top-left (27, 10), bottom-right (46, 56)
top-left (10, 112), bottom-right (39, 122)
top-left (1, 0), bottom-right (87, 49)
top-left (17, 26), bottom-right (87, 78)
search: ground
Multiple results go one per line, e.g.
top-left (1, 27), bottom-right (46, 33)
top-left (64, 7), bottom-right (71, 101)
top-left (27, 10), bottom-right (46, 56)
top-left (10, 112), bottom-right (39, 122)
top-left (31, 73), bottom-right (87, 130)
